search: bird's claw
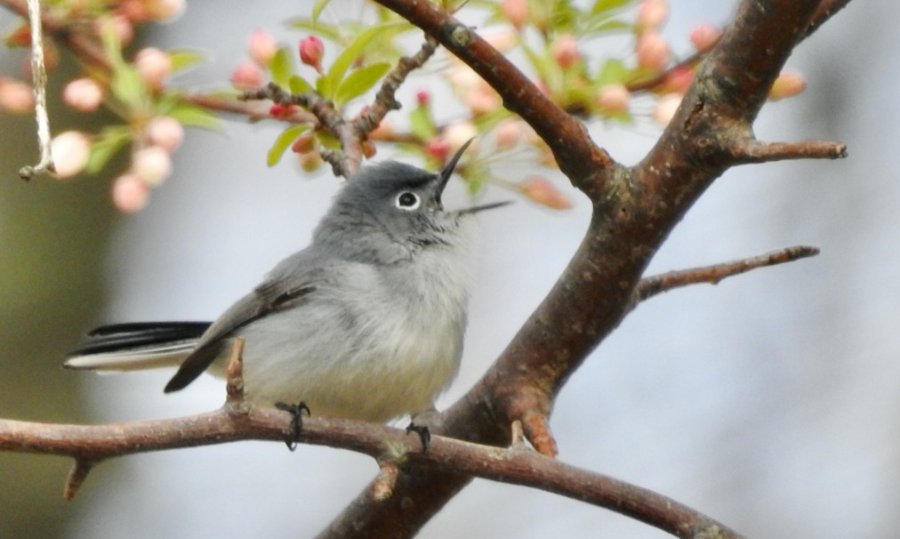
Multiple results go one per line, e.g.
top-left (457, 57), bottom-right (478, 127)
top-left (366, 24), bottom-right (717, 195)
top-left (275, 401), bottom-right (310, 451)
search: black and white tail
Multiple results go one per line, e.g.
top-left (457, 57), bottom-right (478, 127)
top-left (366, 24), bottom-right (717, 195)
top-left (64, 322), bottom-right (211, 373)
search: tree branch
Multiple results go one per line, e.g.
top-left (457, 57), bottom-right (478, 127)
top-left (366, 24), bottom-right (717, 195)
top-left (636, 246), bottom-right (819, 303)
top-left (353, 35), bottom-right (438, 136)
top-left (374, 0), bottom-right (615, 193)
top-left (0, 408), bottom-right (743, 538)
top-left (732, 140), bottom-right (848, 164)
top-left (807, 0), bottom-right (855, 37)
top-left (327, 1), bottom-right (850, 536)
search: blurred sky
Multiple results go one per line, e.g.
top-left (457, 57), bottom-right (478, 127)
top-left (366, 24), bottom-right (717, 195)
top-left (2, 1), bottom-right (898, 538)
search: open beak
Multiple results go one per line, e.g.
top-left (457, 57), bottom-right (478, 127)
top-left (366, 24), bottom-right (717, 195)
top-left (434, 137), bottom-right (513, 216)
top-left (434, 138), bottom-right (475, 208)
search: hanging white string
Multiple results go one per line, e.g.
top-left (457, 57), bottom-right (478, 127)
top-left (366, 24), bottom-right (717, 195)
top-left (19, 0), bottom-right (54, 180)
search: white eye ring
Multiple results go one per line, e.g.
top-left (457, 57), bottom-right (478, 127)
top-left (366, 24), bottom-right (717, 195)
top-left (395, 191), bottom-right (421, 211)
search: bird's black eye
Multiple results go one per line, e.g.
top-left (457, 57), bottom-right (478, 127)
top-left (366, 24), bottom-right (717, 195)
top-left (395, 191), bottom-right (420, 210)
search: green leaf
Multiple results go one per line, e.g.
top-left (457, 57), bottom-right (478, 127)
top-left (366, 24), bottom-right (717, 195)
top-left (408, 106), bottom-right (435, 141)
top-left (110, 66), bottom-right (146, 109)
top-left (590, 0), bottom-right (632, 15)
top-left (86, 126), bottom-right (131, 174)
top-left (168, 49), bottom-right (205, 73)
top-left (549, 0), bottom-right (579, 32)
top-left (267, 124), bottom-right (310, 167)
top-left (270, 47), bottom-right (294, 88)
top-left (596, 58), bottom-right (630, 86)
top-left (312, 0), bottom-right (333, 25)
top-left (320, 21), bottom-right (409, 98)
top-left (97, 16), bottom-right (125, 67)
top-left (289, 75), bottom-right (313, 94)
top-left (287, 19), bottom-right (343, 43)
top-left (166, 103), bottom-right (223, 130)
top-left (581, 17), bottom-right (631, 35)
top-left (334, 62), bottom-right (390, 105)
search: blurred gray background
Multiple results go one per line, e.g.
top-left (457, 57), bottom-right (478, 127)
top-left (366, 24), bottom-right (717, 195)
top-left (1, 1), bottom-right (896, 537)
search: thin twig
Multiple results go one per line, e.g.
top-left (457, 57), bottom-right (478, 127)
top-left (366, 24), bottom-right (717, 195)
top-left (224, 337), bottom-right (246, 408)
top-left (733, 140), bottom-right (848, 163)
top-left (354, 35), bottom-right (438, 136)
top-left (370, 460), bottom-right (400, 501)
top-left (636, 246), bottom-right (820, 302)
top-left (63, 459), bottom-right (94, 500)
top-left (374, 0), bottom-right (614, 188)
top-left (626, 50), bottom-right (709, 93)
top-left (19, 0), bottom-right (54, 179)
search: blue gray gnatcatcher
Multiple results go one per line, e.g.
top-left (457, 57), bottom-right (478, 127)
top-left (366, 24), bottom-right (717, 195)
top-left (65, 141), bottom-right (508, 423)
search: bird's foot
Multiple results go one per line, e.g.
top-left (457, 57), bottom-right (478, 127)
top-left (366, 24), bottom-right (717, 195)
top-left (405, 422), bottom-right (431, 452)
top-left (275, 401), bottom-right (310, 451)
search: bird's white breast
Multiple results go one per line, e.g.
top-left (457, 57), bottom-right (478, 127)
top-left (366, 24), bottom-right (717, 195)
top-left (229, 218), bottom-right (476, 423)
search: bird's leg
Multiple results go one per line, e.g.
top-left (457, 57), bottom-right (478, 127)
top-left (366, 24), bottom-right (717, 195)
top-left (275, 401), bottom-right (310, 451)
top-left (405, 423), bottom-right (431, 451)
top-left (406, 407), bottom-right (441, 452)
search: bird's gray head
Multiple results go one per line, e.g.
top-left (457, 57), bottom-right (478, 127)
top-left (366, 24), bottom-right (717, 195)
top-left (313, 141), bottom-right (504, 263)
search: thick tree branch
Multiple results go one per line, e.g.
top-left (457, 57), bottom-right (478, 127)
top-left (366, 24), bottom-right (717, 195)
top-left (329, 1), bottom-right (849, 536)
top-left (807, 0), bottom-right (854, 37)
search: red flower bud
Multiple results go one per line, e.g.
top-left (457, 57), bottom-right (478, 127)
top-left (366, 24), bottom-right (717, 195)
top-left (269, 103), bottom-right (297, 119)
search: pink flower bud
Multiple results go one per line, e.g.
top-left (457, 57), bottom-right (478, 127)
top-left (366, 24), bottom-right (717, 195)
top-left (659, 66), bottom-right (693, 94)
top-left (118, 0), bottom-right (152, 22)
top-left (94, 14), bottom-right (134, 45)
top-left (249, 29), bottom-right (278, 66)
top-left (0, 77), bottom-right (34, 114)
top-left (299, 36), bottom-right (324, 73)
top-left (636, 0), bottom-right (668, 33)
top-left (230, 62), bottom-right (264, 90)
top-left (596, 83), bottom-right (630, 114)
top-left (551, 34), bottom-right (580, 69)
top-left (135, 47), bottom-right (171, 90)
top-left (636, 31), bottom-right (669, 71)
top-left (146, 116), bottom-right (184, 152)
top-left (146, 0), bottom-right (185, 22)
top-left (494, 119), bottom-right (524, 149)
top-left (652, 93), bottom-right (682, 126)
top-left (689, 24), bottom-right (722, 53)
top-left (63, 78), bottom-right (103, 112)
top-left (520, 176), bottom-right (572, 210)
top-left (769, 70), bottom-right (806, 101)
top-left (132, 146), bottom-right (172, 186)
top-left (415, 90), bottom-right (430, 107)
top-left (501, 0), bottom-right (528, 28)
top-left (112, 173), bottom-right (150, 213)
top-left (464, 85), bottom-right (501, 116)
top-left (50, 131), bottom-right (91, 179)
